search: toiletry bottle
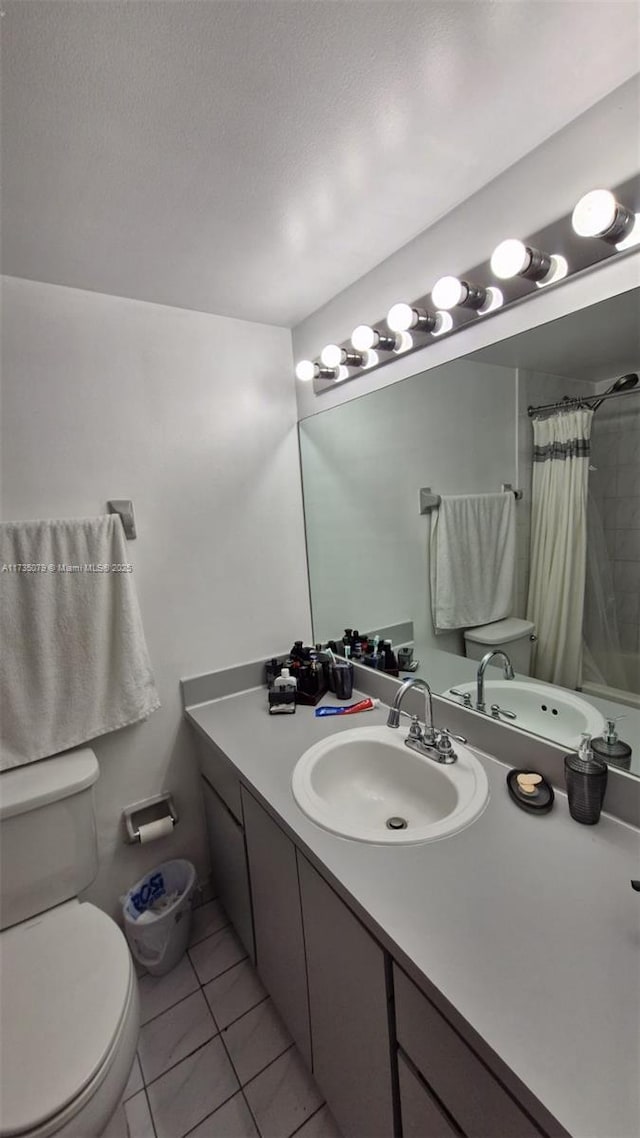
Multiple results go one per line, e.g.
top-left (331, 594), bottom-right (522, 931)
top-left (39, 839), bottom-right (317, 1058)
top-left (382, 640), bottom-right (399, 676)
top-left (591, 719), bottom-right (632, 770)
top-left (564, 734), bottom-right (608, 824)
top-left (269, 667), bottom-right (297, 715)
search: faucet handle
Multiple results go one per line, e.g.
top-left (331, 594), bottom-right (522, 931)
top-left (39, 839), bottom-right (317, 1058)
top-left (440, 728), bottom-right (467, 745)
top-left (434, 728), bottom-right (466, 763)
top-left (407, 715), bottom-right (424, 740)
top-left (490, 703), bottom-right (517, 720)
top-left (450, 688), bottom-right (473, 708)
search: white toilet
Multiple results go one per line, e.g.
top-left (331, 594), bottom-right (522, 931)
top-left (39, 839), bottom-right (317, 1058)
top-left (463, 617), bottom-right (536, 675)
top-left (0, 748), bottom-right (139, 1138)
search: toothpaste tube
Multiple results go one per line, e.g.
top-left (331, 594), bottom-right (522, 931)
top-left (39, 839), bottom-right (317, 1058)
top-left (315, 697), bottom-right (380, 717)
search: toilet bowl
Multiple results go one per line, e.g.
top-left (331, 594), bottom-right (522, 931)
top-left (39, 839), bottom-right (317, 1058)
top-left (0, 751), bottom-right (140, 1138)
top-left (463, 617), bottom-right (536, 675)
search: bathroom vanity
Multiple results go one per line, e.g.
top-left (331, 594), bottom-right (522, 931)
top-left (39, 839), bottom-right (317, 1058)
top-left (184, 667), bottom-right (639, 1138)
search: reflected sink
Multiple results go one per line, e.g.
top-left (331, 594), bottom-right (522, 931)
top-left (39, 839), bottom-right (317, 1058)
top-left (291, 725), bottom-right (489, 844)
top-left (443, 680), bottom-right (605, 749)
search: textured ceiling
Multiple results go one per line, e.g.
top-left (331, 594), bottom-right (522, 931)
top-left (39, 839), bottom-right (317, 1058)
top-left (2, 1), bottom-right (639, 327)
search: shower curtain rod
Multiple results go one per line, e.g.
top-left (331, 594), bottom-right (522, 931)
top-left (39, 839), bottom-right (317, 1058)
top-left (527, 386), bottom-right (640, 418)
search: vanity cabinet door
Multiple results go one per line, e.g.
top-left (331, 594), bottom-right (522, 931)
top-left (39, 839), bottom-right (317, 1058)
top-left (393, 965), bottom-right (544, 1138)
top-left (241, 788), bottom-right (312, 1066)
top-left (398, 1053), bottom-right (459, 1138)
top-left (298, 854), bottom-right (395, 1138)
top-left (201, 777), bottom-right (255, 962)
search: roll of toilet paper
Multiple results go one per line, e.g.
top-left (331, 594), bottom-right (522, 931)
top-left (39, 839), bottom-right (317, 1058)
top-left (138, 817), bottom-right (174, 844)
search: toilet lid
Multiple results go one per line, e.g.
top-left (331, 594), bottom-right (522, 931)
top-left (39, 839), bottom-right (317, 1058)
top-left (463, 617), bottom-right (535, 646)
top-left (0, 901), bottom-right (132, 1136)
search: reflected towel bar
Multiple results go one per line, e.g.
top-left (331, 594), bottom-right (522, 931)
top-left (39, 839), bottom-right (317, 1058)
top-left (419, 483), bottom-right (523, 514)
top-left (107, 499), bottom-right (137, 539)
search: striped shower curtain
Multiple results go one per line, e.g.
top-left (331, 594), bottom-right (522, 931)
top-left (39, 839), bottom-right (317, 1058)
top-left (526, 408), bottom-right (593, 690)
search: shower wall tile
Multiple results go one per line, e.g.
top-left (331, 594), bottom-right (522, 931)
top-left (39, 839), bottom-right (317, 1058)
top-left (616, 529), bottom-right (640, 562)
top-left (614, 561), bottom-right (640, 594)
top-left (602, 499), bottom-right (619, 529)
top-left (616, 497), bottom-right (640, 530)
top-left (618, 429), bottom-right (640, 465)
top-left (617, 465), bottom-right (640, 497)
top-left (617, 592), bottom-right (639, 624)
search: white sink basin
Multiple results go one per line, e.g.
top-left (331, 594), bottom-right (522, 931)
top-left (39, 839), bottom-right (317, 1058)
top-left (291, 725), bottom-right (489, 844)
top-left (443, 680), bottom-right (605, 749)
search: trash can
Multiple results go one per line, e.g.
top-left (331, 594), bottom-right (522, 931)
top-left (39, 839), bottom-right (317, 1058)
top-left (123, 859), bottom-right (196, 976)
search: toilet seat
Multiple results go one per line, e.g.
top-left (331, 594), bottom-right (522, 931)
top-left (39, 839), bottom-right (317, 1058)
top-left (0, 900), bottom-right (138, 1137)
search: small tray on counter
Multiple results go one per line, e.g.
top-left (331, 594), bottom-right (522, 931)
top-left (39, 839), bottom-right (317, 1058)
top-left (506, 769), bottom-right (554, 814)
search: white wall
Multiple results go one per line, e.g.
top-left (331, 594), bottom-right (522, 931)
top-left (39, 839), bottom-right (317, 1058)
top-left (1, 276), bottom-right (311, 917)
top-left (294, 76), bottom-right (640, 421)
top-left (300, 358), bottom-right (516, 652)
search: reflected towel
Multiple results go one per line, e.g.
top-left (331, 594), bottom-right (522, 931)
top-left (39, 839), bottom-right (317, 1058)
top-left (430, 493), bottom-right (516, 631)
top-left (0, 514), bottom-right (160, 769)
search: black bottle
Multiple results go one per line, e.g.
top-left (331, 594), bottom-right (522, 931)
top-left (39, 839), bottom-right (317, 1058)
top-left (564, 735), bottom-right (608, 825)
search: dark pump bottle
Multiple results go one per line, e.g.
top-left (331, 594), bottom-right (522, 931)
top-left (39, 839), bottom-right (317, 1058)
top-left (564, 734), bottom-right (608, 825)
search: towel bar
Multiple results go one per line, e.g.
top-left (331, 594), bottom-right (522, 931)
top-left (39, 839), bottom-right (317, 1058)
top-left (419, 484), bottom-right (522, 514)
top-left (107, 499), bottom-right (137, 539)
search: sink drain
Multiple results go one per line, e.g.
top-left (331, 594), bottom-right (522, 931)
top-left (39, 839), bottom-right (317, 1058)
top-left (386, 816), bottom-right (408, 830)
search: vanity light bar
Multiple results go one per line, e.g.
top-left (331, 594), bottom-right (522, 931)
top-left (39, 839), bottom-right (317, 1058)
top-left (295, 177), bottom-right (639, 394)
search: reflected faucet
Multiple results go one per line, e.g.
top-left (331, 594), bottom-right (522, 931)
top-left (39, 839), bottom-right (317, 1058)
top-left (476, 650), bottom-right (515, 713)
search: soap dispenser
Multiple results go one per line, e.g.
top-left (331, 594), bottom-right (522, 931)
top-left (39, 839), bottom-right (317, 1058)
top-left (591, 719), bottom-right (632, 770)
top-left (564, 734), bottom-right (608, 825)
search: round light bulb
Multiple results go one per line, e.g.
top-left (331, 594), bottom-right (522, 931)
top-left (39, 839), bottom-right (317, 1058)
top-left (351, 324), bottom-right (376, 351)
top-left (386, 303), bottom-right (414, 332)
top-left (295, 359), bottom-right (316, 382)
top-left (320, 344), bottom-right (343, 368)
top-left (490, 239), bottom-right (531, 280)
top-left (572, 189), bottom-right (617, 237)
top-left (362, 349), bottom-right (379, 369)
top-left (431, 276), bottom-right (465, 310)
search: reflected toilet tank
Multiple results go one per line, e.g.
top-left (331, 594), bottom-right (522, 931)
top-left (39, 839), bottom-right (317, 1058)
top-left (464, 618), bottom-right (536, 675)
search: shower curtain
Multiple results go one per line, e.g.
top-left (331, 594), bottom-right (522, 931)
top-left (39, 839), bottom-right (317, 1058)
top-left (526, 408), bottom-right (593, 690)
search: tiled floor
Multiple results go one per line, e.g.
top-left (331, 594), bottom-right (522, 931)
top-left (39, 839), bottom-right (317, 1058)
top-left (103, 900), bottom-right (342, 1138)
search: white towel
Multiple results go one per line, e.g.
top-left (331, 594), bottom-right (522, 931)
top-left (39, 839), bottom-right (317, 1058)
top-left (0, 514), bottom-right (160, 769)
top-left (430, 493), bottom-right (516, 632)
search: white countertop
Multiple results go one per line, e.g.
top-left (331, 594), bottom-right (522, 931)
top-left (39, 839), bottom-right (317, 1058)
top-left (187, 686), bottom-right (640, 1138)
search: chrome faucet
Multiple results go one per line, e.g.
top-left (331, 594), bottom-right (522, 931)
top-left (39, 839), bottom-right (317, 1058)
top-left (387, 677), bottom-right (466, 764)
top-left (476, 650), bottom-right (515, 713)
top-left (387, 677), bottom-right (437, 744)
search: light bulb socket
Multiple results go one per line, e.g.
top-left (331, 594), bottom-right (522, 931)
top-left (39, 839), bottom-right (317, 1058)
top-left (520, 246), bottom-right (553, 282)
top-left (597, 202), bottom-right (635, 244)
top-left (374, 331), bottom-right (399, 351)
top-left (459, 281), bottom-right (488, 310)
top-left (341, 349), bottom-right (365, 367)
top-left (411, 308), bottom-right (437, 333)
top-left (318, 365), bottom-right (338, 380)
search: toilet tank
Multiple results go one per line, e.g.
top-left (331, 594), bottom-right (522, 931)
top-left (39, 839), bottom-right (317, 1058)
top-left (0, 748), bottom-right (99, 931)
top-left (464, 618), bottom-right (536, 675)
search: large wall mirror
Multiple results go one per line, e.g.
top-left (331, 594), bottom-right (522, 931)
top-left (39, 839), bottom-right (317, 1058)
top-left (299, 288), bottom-right (640, 775)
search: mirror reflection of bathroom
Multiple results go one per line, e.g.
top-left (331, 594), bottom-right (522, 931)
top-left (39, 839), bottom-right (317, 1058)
top-left (299, 289), bottom-right (640, 769)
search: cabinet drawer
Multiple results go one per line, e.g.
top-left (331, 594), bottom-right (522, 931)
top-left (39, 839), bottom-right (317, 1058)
top-left (394, 966), bottom-right (543, 1138)
top-left (398, 1053), bottom-right (459, 1138)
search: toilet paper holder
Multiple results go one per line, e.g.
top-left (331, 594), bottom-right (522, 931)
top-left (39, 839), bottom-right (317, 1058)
top-left (123, 793), bottom-right (179, 843)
